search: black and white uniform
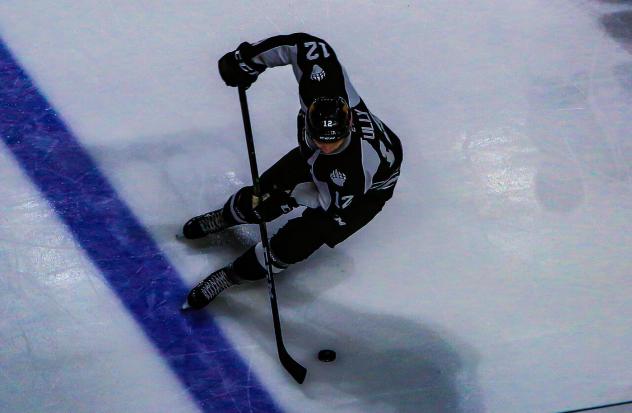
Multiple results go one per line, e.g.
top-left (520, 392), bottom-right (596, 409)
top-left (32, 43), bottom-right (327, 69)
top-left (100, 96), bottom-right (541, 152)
top-left (224, 33), bottom-right (403, 280)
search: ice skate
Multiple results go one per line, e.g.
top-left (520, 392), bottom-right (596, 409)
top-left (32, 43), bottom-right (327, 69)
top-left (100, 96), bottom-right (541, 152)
top-left (182, 208), bottom-right (233, 239)
top-left (182, 266), bottom-right (238, 310)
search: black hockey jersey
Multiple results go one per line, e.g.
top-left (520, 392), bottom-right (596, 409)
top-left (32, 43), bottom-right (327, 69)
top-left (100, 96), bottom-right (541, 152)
top-left (238, 33), bottom-right (403, 225)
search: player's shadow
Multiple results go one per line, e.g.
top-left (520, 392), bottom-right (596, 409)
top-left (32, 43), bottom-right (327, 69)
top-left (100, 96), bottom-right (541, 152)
top-left (601, 9), bottom-right (632, 55)
top-left (521, 2), bottom-right (632, 214)
top-left (211, 268), bottom-right (483, 413)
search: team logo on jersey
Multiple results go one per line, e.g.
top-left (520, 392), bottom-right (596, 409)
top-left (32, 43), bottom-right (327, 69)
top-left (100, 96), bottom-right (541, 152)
top-left (330, 169), bottom-right (346, 186)
top-left (310, 65), bottom-right (326, 81)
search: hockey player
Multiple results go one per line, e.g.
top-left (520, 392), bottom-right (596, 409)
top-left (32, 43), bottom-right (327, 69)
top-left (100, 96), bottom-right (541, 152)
top-left (183, 33), bottom-right (403, 309)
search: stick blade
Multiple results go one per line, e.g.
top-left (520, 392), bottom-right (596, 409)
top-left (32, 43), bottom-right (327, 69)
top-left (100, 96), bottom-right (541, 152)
top-left (278, 345), bottom-right (306, 383)
top-left (279, 350), bottom-right (307, 384)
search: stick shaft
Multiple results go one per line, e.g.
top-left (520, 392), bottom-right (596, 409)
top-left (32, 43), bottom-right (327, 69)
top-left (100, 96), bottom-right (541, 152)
top-left (237, 86), bottom-right (307, 384)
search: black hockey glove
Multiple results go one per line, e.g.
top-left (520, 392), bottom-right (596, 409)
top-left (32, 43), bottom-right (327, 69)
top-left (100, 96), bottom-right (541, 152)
top-left (218, 42), bottom-right (260, 89)
top-left (252, 189), bottom-right (299, 222)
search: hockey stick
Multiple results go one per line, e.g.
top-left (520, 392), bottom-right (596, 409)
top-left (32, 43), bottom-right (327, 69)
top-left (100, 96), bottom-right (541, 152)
top-left (237, 86), bottom-right (307, 384)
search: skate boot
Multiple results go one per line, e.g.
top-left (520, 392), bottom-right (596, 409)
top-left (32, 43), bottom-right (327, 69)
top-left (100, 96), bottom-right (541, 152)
top-left (182, 208), bottom-right (233, 239)
top-left (182, 266), bottom-right (239, 310)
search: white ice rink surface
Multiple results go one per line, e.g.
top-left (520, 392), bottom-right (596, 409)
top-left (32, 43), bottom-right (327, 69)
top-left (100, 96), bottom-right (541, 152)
top-left (1, 1), bottom-right (631, 412)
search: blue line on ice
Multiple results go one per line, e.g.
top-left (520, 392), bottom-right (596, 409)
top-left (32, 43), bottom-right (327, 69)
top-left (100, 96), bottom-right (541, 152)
top-left (0, 38), bottom-right (281, 413)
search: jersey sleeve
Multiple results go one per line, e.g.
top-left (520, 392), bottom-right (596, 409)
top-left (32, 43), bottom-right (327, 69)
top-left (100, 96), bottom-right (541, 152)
top-left (240, 34), bottom-right (304, 72)
top-left (237, 33), bottom-right (361, 109)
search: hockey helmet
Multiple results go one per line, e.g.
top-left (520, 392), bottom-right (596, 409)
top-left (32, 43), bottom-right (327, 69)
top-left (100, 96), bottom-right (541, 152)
top-left (305, 96), bottom-right (352, 143)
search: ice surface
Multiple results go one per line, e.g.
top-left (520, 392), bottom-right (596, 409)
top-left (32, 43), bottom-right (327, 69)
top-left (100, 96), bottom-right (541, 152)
top-left (1, 0), bottom-right (631, 412)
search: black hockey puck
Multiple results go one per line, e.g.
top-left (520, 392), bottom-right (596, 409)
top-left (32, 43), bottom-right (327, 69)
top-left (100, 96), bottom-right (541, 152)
top-left (317, 349), bottom-right (336, 362)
